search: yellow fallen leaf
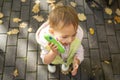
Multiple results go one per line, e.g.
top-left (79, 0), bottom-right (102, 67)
top-left (70, 2), bottom-right (77, 7)
top-left (114, 16), bottom-right (120, 23)
top-left (13, 69), bottom-right (19, 77)
top-left (49, 3), bottom-right (56, 10)
top-left (104, 60), bottom-right (110, 64)
top-left (0, 12), bottom-right (4, 18)
top-left (35, 0), bottom-right (40, 4)
top-left (115, 8), bottom-right (120, 16)
top-left (107, 20), bottom-right (112, 24)
top-left (19, 22), bottom-right (28, 28)
top-left (89, 28), bottom-right (94, 35)
top-left (105, 7), bottom-right (112, 15)
top-left (46, 0), bottom-right (56, 4)
top-left (21, 0), bottom-right (26, 2)
top-left (7, 29), bottom-right (19, 35)
top-left (78, 13), bottom-right (87, 21)
top-left (28, 28), bottom-right (33, 32)
top-left (32, 3), bottom-right (40, 13)
top-left (13, 18), bottom-right (21, 23)
top-left (33, 15), bottom-right (44, 22)
top-left (0, 20), bottom-right (3, 24)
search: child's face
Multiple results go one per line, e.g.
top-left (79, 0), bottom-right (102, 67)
top-left (52, 24), bottom-right (77, 46)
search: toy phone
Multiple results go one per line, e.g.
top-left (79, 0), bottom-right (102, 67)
top-left (44, 34), bottom-right (65, 53)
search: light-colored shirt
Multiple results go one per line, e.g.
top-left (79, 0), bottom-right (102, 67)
top-left (36, 21), bottom-right (84, 64)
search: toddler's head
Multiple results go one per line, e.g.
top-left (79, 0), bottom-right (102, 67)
top-left (48, 5), bottom-right (79, 46)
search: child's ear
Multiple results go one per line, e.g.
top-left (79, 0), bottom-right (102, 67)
top-left (49, 28), bottom-right (54, 34)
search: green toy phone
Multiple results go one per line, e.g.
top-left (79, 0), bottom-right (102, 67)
top-left (44, 34), bottom-right (65, 53)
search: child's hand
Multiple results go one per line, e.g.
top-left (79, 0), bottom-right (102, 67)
top-left (71, 63), bottom-right (78, 76)
top-left (48, 42), bottom-right (58, 54)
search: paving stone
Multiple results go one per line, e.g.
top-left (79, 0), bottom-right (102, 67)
top-left (37, 50), bottom-right (43, 65)
top-left (17, 39), bottom-right (27, 57)
top-left (21, 0), bottom-right (30, 5)
top-left (116, 31), bottom-right (120, 48)
top-left (75, 0), bottom-right (84, 6)
top-left (3, 67), bottom-right (14, 80)
top-left (0, 17), bottom-right (9, 33)
top-left (96, 25), bottom-right (107, 41)
top-left (2, 2), bottom-right (11, 17)
top-left (99, 42), bottom-right (110, 61)
top-left (0, 34), bottom-right (7, 52)
top-left (12, 0), bottom-right (21, 11)
top-left (10, 11), bottom-right (20, 28)
top-left (7, 35), bottom-right (17, 45)
top-left (27, 51), bottom-right (37, 71)
top-left (103, 13), bottom-right (113, 19)
top-left (114, 75), bottom-right (120, 80)
top-left (114, 23), bottom-right (120, 30)
top-left (0, 0), bottom-right (3, 7)
top-left (105, 21), bottom-right (115, 36)
top-left (18, 26), bottom-right (28, 38)
top-left (79, 22), bottom-right (87, 38)
top-left (37, 65), bottom-right (48, 80)
top-left (40, 0), bottom-right (48, 11)
top-left (60, 73), bottom-right (71, 80)
top-left (111, 54), bottom-right (120, 74)
top-left (76, 6), bottom-right (84, 13)
top-left (102, 62), bottom-right (114, 80)
top-left (86, 14), bottom-right (95, 28)
top-left (82, 39), bottom-right (89, 57)
top-left (28, 33), bottom-right (37, 51)
top-left (0, 49), bottom-right (4, 73)
top-left (94, 10), bottom-right (104, 24)
top-left (90, 49), bottom-right (101, 68)
top-left (0, 75), bottom-right (2, 80)
top-left (21, 6), bottom-right (30, 21)
top-left (84, 1), bottom-right (93, 14)
top-left (15, 58), bottom-right (26, 79)
top-left (107, 36), bottom-right (120, 53)
top-left (81, 58), bottom-right (91, 80)
top-left (26, 73), bottom-right (36, 80)
top-left (5, 46), bottom-right (16, 66)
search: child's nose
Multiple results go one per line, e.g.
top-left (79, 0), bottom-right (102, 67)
top-left (67, 37), bottom-right (73, 43)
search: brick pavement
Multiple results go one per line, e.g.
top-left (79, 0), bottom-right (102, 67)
top-left (0, 0), bottom-right (120, 80)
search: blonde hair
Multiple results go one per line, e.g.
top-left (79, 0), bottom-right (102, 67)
top-left (48, 5), bottom-right (79, 30)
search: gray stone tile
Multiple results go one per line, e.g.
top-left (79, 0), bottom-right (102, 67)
top-left (84, 1), bottom-right (93, 14)
top-left (116, 31), bottom-right (120, 48)
top-left (15, 58), bottom-right (26, 79)
top-left (107, 36), bottom-right (120, 53)
top-left (3, 67), bottom-right (14, 80)
top-left (82, 39), bottom-right (89, 57)
top-left (81, 58), bottom-right (91, 80)
top-left (10, 11), bottom-right (20, 28)
top-left (86, 14), bottom-right (95, 28)
top-left (18, 26), bottom-right (28, 38)
top-left (102, 62), bottom-right (114, 80)
top-left (12, 0), bottom-right (21, 11)
top-left (5, 46), bottom-right (16, 66)
top-left (60, 73), bottom-right (71, 80)
top-left (2, 2), bottom-right (11, 17)
top-left (79, 22), bottom-right (87, 38)
top-left (17, 39), bottom-right (27, 57)
top-left (0, 34), bottom-right (7, 52)
top-left (26, 73), bottom-right (36, 80)
top-left (27, 51), bottom-right (37, 71)
top-left (105, 21), bottom-right (115, 36)
top-left (7, 35), bottom-right (17, 45)
top-left (114, 75), bottom-right (120, 80)
top-left (0, 75), bottom-right (1, 80)
top-left (96, 25), bottom-right (107, 41)
top-left (0, 17), bottom-right (9, 33)
top-left (21, 0), bottom-right (30, 5)
top-left (75, 0), bottom-right (84, 6)
top-left (0, 0), bottom-right (3, 7)
top-left (99, 42), bottom-right (110, 61)
top-left (111, 54), bottom-right (120, 74)
top-left (0, 49), bottom-right (4, 74)
top-left (94, 10), bottom-right (104, 24)
top-left (28, 33), bottom-right (37, 51)
top-left (21, 6), bottom-right (30, 21)
top-left (90, 49), bottom-right (101, 68)
top-left (114, 23), bottom-right (120, 30)
top-left (37, 51), bottom-right (43, 65)
top-left (37, 65), bottom-right (48, 80)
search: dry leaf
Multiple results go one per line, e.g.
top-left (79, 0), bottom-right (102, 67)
top-left (107, 20), bottom-right (112, 24)
top-left (13, 18), bottom-right (21, 23)
top-left (28, 28), bottom-right (33, 32)
top-left (70, 2), bottom-right (77, 7)
top-left (32, 4), bottom-right (40, 13)
top-left (105, 7), bottom-right (112, 15)
top-left (7, 29), bottom-right (19, 35)
top-left (13, 69), bottom-right (19, 77)
top-left (115, 8), bottom-right (120, 16)
top-left (114, 16), bottom-right (120, 23)
top-left (0, 12), bottom-right (4, 18)
top-left (19, 22), bottom-right (28, 28)
top-left (78, 13), bottom-right (87, 21)
top-left (35, 0), bottom-right (40, 4)
top-left (21, 0), bottom-right (26, 2)
top-left (89, 28), bottom-right (94, 35)
top-left (49, 3), bottom-right (56, 10)
top-left (46, 0), bottom-right (56, 4)
top-left (33, 15), bottom-right (44, 22)
top-left (104, 60), bottom-right (110, 64)
top-left (0, 20), bottom-right (3, 24)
